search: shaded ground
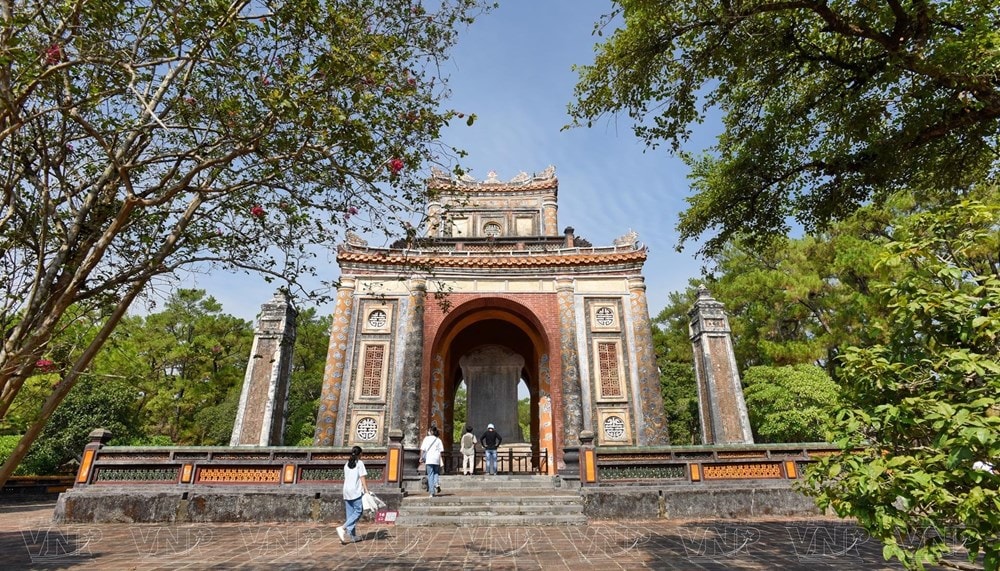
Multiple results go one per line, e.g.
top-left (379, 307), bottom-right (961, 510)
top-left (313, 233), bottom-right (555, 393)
top-left (0, 499), bottom-right (967, 570)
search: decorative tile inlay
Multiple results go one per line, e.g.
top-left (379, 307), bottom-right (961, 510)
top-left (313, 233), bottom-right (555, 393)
top-left (197, 467), bottom-right (282, 483)
top-left (702, 463), bottom-right (783, 480)
top-left (315, 282), bottom-right (356, 445)
top-left (94, 467), bottom-right (179, 482)
top-left (629, 280), bottom-right (669, 444)
top-left (599, 465), bottom-right (686, 480)
top-left (557, 281), bottom-right (583, 443)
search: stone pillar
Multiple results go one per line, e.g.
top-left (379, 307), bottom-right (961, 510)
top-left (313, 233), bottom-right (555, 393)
top-left (628, 276), bottom-right (670, 445)
top-left (313, 278), bottom-right (356, 446)
top-left (397, 279), bottom-right (426, 448)
top-left (426, 202), bottom-right (442, 237)
top-left (461, 345), bottom-right (524, 444)
top-left (231, 291), bottom-right (298, 446)
top-left (556, 277), bottom-right (583, 449)
top-left (689, 286), bottom-right (754, 444)
top-left (542, 194), bottom-right (558, 236)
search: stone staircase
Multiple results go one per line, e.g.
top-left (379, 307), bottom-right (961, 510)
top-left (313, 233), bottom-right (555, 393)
top-left (396, 475), bottom-right (586, 527)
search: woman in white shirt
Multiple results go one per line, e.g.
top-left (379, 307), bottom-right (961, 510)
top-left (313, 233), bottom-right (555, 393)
top-left (337, 446), bottom-right (368, 544)
top-left (420, 426), bottom-right (444, 497)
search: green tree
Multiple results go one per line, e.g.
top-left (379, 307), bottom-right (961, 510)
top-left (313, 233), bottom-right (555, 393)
top-left (0, 0), bottom-right (490, 485)
top-left (21, 374), bottom-right (145, 474)
top-left (95, 289), bottom-right (252, 444)
top-left (283, 307), bottom-right (331, 446)
top-left (804, 200), bottom-right (1000, 569)
top-left (742, 365), bottom-right (840, 443)
top-left (657, 361), bottom-right (700, 446)
top-left (571, 1), bottom-right (1000, 255)
top-left (452, 384), bottom-right (467, 442)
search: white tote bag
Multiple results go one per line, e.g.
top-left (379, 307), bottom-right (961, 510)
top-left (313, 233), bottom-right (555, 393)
top-left (361, 491), bottom-right (386, 513)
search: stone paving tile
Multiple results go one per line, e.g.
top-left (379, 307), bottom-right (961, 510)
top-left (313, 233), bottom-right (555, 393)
top-left (0, 500), bottom-right (967, 570)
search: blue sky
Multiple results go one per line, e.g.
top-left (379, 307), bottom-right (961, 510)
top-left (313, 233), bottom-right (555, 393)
top-left (186, 2), bottom-right (716, 322)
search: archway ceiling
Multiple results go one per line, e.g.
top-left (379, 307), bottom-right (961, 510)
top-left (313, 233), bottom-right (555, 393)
top-left (448, 319), bottom-right (535, 378)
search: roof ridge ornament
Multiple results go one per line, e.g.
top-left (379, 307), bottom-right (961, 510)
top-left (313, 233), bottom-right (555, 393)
top-left (613, 229), bottom-right (639, 248)
top-left (434, 166), bottom-right (557, 187)
top-left (345, 231), bottom-right (368, 247)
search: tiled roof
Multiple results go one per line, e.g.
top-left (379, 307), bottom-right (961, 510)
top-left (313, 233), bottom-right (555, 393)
top-left (337, 247), bottom-right (647, 269)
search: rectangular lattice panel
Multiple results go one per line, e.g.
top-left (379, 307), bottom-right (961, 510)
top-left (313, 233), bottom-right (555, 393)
top-left (196, 467), bottom-right (282, 484)
top-left (701, 462), bottom-right (783, 480)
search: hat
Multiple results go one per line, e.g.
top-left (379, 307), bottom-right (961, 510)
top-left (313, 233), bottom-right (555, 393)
top-left (487, 423), bottom-right (495, 429)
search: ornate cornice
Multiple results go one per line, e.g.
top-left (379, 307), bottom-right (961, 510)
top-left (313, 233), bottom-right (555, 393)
top-left (427, 165), bottom-right (558, 192)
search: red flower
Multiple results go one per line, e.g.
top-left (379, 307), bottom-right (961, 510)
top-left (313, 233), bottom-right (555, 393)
top-left (388, 158), bottom-right (404, 174)
top-left (407, 78), bottom-right (416, 87)
top-left (44, 44), bottom-right (62, 65)
top-left (347, 206), bottom-right (359, 215)
top-left (250, 205), bottom-right (266, 218)
top-left (35, 359), bottom-right (56, 371)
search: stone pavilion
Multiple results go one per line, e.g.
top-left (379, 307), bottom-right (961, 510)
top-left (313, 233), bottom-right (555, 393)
top-left (312, 166), bottom-right (669, 472)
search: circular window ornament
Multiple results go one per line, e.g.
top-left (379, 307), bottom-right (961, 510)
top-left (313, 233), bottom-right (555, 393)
top-left (483, 222), bottom-right (502, 237)
top-left (595, 307), bottom-right (615, 327)
top-left (356, 417), bottom-right (378, 441)
top-left (603, 416), bottom-right (626, 440)
top-left (367, 309), bottom-right (387, 329)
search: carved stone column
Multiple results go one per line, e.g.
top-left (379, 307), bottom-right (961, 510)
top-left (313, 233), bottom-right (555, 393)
top-left (313, 277), bottom-right (356, 446)
top-left (629, 277), bottom-right (670, 444)
top-left (556, 277), bottom-right (583, 448)
top-left (542, 193), bottom-right (558, 236)
top-left (689, 286), bottom-right (754, 444)
top-left (397, 278), bottom-right (426, 448)
top-left (231, 291), bottom-right (298, 446)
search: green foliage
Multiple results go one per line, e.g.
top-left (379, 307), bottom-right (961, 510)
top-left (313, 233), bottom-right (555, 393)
top-left (25, 375), bottom-right (146, 474)
top-left (657, 362), bottom-right (700, 446)
top-left (518, 396), bottom-right (530, 441)
top-left (803, 200), bottom-right (1000, 569)
top-left (0, 0), bottom-right (490, 484)
top-left (0, 435), bottom-right (31, 476)
top-left (651, 292), bottom-right (701, 444)
top-left (283, 308), bottom-right (331, 445)
top-left (95, 289), bottom-right (253, 444)
top-left (742, 365), bottom-right (840, 443)
top-left (571, 1), bottom-right (1000, 256)
top-left (452, 384), bottom-right (467, 442)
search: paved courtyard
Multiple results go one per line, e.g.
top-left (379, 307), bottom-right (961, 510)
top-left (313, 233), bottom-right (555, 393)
top-left (1, 499), bottom-right (964, 570)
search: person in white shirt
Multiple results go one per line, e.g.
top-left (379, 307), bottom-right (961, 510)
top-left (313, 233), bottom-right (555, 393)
top-left (420, 426), bottom-right (444, 497)
top-left (337, 446), bottom-right (368, 544)
top-left (460, 426), bottom-right (477, 475)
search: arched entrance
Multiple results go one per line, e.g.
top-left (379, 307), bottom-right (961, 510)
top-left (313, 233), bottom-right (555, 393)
top-left (424, 299), bottom-right (556, 475)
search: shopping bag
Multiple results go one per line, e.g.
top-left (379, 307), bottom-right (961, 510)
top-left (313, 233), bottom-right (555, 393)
top-left (361, 491), bottom-right (386, 514)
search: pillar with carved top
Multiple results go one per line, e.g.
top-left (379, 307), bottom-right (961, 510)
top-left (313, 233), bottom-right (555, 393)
top-left (629, 276), bottom-right (670, 445)
top-left (313, 277), bottom-right (356, 446)
top-left (689, 286), bottom-right (754, 444)
top-left (230, 291), bottom-right (298, 446)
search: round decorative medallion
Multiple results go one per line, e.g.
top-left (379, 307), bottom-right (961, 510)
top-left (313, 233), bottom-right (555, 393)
top-left (356, 417), bottom-right (378, 441)
top-left (595, 306), bottom-right (615, 327)
top-left (603, 415), bottom-right (626, 440)
top-left (367, 309), bottom-right (387, 328)
top-left (483, 222), bottom-right (501, 237)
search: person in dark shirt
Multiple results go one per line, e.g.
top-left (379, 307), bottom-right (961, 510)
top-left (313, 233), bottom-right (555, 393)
top-left (480, 423), bottom-right (502, 475)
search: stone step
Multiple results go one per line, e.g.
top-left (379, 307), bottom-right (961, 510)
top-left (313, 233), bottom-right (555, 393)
top-left (400, 494), bottom-right (582, 511)
top-left (396, 513), bottom-right (588, 527)
top-left (400, 504), bottom-right (583, 517)
top-left (432, 475), bottom-right (564, 490)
